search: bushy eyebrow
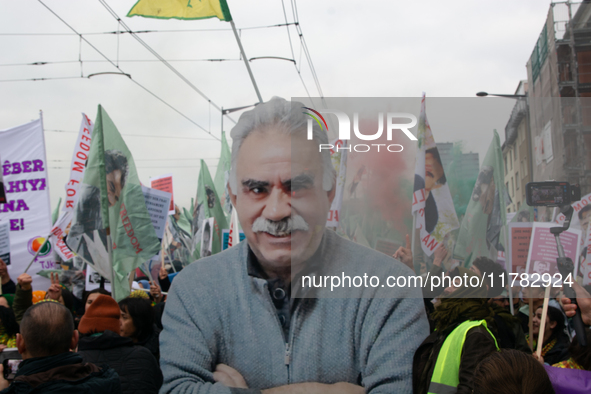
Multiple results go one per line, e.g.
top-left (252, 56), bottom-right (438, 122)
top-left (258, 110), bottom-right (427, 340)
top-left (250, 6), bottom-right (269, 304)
top-left (242, 179), bottom-right (270, 189)
top-left (284, 174), bottom-right (314, 189)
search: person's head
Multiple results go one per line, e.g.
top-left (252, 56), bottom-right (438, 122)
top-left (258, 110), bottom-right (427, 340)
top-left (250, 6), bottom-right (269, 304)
top-left (0, 296), bottom-right (9, 309)
top-left (0, 258), bottom-right (7, 277)
top-left (521, 286), bottom-right (544, 306)
top-left (440, 267), bottom-right (487, 299)
top-left (473, 349), bottom-right (555, 394)
top-left (118, 297), bottom-right (154, 343)
top-left (424, 148), bottom-right (446, 192)
top-left (104, 149), bottom-right (128, 207)
top-left (569, 327), bottom-right (591, 370)
top-left (472, 166), bottom-right (495, 215)
top-left (579, 205), bottom-right (591, 234)
top-left (83, 288), bottom-right (111, 312)
top-left (489, 295), bottom-right (510, 309)
top-left (516, 210), bottom-right (531, 222)
top-left (17, 301), bottom-right (77, 359)
top-left (78, 294), bottom-right (121, 335)
top-left (532, 306), bottom-right (564, 343)
top-left (471, 257), bottom-right (507, 298)
top-left (228, 97), bottom-right (336, 274)
top-left (0, 305), bottom-right (19, 338)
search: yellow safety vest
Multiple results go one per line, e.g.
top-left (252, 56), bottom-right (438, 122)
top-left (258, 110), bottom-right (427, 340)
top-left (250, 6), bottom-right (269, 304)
top-left (427, 320), bottom-right (499, 394)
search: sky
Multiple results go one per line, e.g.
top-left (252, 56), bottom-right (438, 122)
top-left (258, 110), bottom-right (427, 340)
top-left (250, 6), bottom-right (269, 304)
top-left (0, 0), bottom-right (557, 209)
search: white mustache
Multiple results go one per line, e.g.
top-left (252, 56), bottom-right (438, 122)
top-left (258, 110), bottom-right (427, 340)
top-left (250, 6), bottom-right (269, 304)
top-left (251, 215), bottom-right (309, 237)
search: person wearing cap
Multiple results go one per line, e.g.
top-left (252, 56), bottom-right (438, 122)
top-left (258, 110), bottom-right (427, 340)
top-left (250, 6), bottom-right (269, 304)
top-left (77, 294), bottom-right (162, 394)
top-left (413, 267), bottom-right (499, 394)
top-left (0, 300), bottom-right (120, 393)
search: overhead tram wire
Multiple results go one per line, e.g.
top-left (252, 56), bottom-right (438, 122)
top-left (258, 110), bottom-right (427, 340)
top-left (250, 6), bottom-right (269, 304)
top-left (280, 0), bottom-right (313, 104)
top-left (46, 129), bottom-right (217, 141)
top-left (0, 59), bottom-right (242, 67)
top-left (98, 0), bottom-right (237, 125)
top-left (291, 0), bottom-right (325, 99)
top-left (36, 0), bottom-right (220, 142)
top-left (0, 22), bottom-right (297, 36)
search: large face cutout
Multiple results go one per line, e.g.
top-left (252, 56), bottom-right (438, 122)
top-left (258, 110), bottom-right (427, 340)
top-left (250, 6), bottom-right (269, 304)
top-left (230, 127), bottom-right (334, 274)
top-left (106, 169), bottom-right (123, 207)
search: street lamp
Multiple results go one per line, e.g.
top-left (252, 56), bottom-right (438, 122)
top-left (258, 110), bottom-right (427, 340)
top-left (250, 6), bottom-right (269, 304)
top-left (476, 90), bottom-right (533, 204)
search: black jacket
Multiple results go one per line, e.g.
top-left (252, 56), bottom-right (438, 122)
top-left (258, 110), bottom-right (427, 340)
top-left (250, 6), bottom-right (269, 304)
top-left (0, 352), bottom-right (121, 394)
top-left (77, 330), bottom-right (162, 394)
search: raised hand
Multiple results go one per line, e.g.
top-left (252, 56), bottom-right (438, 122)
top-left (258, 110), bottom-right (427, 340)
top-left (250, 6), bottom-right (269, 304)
top-left (17, 273), bottom-right (33, 291)
top-left (393, 234), bottom-right (413, 270)
top-left (46, 272), bottom-right (62, 302)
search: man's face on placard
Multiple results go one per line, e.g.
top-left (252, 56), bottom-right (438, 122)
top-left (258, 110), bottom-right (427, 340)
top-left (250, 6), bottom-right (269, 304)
top-left (479, 178), bottom-right (496, 215)
top-left (230, 126), bottom-right (335, 273)
top-left (106, 169), bottom-right (124, 207)
top-left (424, 151), bottom-right (444, 192)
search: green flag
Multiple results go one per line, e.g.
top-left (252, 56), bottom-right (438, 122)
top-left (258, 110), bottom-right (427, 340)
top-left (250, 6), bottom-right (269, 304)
top-left (453, 130), bottom-right (507, 267)
top-left (192, 160), bottom-right (228, 258)
top-left (51, 197), bottom-right (62, 225)
top-left (67, 105), bottom-right (160, 301)
top-left (213, 131), bottom-right (232, 217)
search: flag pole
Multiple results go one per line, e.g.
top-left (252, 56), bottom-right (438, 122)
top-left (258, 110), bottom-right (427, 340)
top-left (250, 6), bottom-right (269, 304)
top-left (230, 20), bottom-right (263, 104)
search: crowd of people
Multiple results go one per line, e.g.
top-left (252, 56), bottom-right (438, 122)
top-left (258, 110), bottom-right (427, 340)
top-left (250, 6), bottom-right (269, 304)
top-left (0, 97), bottom-right (590, 394)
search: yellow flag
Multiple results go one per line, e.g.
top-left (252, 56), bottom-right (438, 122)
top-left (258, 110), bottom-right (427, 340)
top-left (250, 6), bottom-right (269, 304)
top-left (127, 0), bottom-right (232, 21)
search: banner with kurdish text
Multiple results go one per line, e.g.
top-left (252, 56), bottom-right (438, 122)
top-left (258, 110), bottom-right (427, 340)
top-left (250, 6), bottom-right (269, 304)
top-left (0, 118), bottom-right (54, 290)
top-left (49, 114), bottom-right (93, 262)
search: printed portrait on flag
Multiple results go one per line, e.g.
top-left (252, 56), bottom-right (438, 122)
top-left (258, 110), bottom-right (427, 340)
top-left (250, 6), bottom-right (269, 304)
top-left (67, 149), bottom-right (128, 269)
top-left (412, 94), bottom-right (460, 256)
top-left (471, 165), bottom-right (504, 252)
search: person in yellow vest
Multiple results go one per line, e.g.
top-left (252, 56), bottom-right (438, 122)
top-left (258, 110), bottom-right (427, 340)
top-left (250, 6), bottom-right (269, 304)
top-left (413, 267), bottom-right (499, 394)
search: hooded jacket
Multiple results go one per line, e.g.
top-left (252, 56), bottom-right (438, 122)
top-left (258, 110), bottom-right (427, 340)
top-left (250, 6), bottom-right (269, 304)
top-left (0, 352), bottom-right (121, 394)
top-left (77, 330), bottom-right (162, 394)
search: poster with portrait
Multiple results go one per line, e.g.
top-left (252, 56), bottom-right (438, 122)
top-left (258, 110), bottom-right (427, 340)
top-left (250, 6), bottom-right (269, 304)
top-left (525, 222), bottom-right (581, 284)
top-left (200, 217), bottom-right (214, 258)
top-left (85, 264), bottom-right (111, 292)
top-left (554, 192), bottom-right (591, 279)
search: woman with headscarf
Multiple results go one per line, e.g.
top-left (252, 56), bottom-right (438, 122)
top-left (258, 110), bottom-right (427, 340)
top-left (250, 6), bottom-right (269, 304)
top-left (413, 267), bottom-right (499, 394)
top-left (527, 305), bottom-right (570, 365)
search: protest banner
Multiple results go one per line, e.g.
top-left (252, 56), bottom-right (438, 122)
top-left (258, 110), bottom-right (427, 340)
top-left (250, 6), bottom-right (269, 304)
top-left (149, 174), bottom-right (174, 215)
top-left (0, 117), bottom-right (55, 290)
top-left (327, 139), bottom-right (348, 228)
top-left (66, 106), bottom-right (160, 301)
top-left (0, 222), bottom-right (10, 265)
top-left (222, 229), bottom-right (245, 250)
top-left (525, 222), bottom-right (581, 283)
top-left (0, 151), bottom-right (5, 205)
top-left (581, 219), bottom-right (591, 285)
top-left (412, 94), bottom-right (459, 255)
top-left (48, 114), bottom-right (94, 262)
top-left (454, 130), bottom-right (508, 267)
top-left (507, 222), bottom-right (533, 275)
top-left (142, 185), bottom-right (172, 240)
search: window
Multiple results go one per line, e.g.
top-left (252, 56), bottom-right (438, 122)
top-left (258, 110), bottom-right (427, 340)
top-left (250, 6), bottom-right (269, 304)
top-left (511, 177), bottom-right (514, 197)
top-left (514, 146), bottom-right (517, 161)
top-left (510, 152), bottom-right (513, 171)
top-left (505, 156), bottom-right (508, 175)
top-left (506, 182), bottom-right (509, 196)
top-left (516, 172), bottom-right (519, 189)
top-left (517, 201), bottom-right (521, 210)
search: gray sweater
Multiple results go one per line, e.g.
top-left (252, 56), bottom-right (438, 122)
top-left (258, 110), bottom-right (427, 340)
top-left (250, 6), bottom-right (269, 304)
top-left (159, 230), bottom-right (429, 394)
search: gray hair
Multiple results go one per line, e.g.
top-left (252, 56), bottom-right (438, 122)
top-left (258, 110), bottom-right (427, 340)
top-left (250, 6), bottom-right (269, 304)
top-left (229, 96), bottom-right (335, 192)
